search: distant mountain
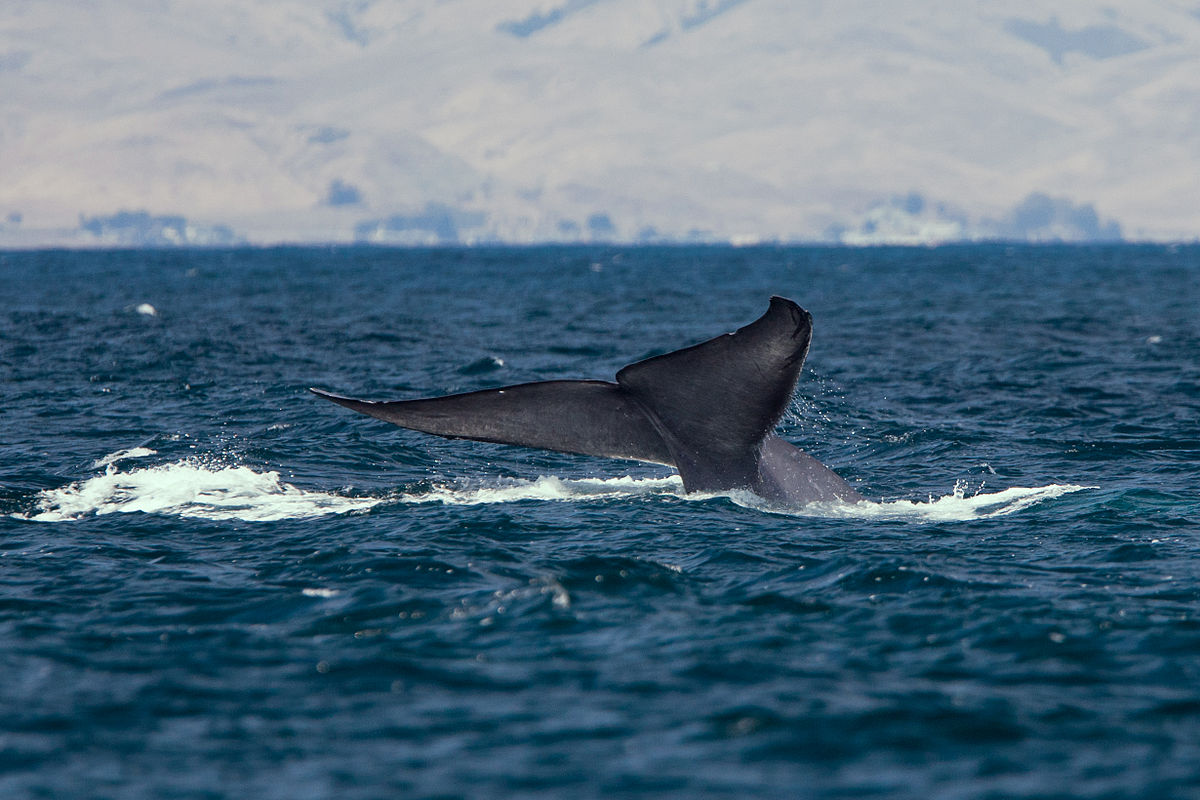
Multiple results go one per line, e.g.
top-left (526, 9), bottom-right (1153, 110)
top-left (1, 0), bottom-right (1196, 246)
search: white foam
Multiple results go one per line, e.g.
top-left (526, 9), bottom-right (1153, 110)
top-left (26, 461), bottom-right (381, 522)
top-left (751, 481), bottom-right (1097, 522)
top-left (92, 446), bottom-right (157, 469)
top-left (401, 474), bottom-right (685, 506)
top-left (25, 457), bottom-right (1093, 524)
top-left (135, 303), bottom-right (157, 316)
top-left (400, 475), bottom-right (1093, 521)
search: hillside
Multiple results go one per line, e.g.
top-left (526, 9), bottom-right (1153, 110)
top-left (2, 0), bottom-right (1197, 245)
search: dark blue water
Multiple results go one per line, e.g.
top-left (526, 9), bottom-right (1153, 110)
top-left (2, 245), bottom-right (1198, 799)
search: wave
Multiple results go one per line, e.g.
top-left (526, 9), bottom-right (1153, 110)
top-left (22, 450), bottom-right (1094, 524)
top-left (406, 476), bottom-right (1095, 521)
top-left (400, 474), bottom-right (686, 505)
top-left (745, 480), bottom-right (1097, 521)
top-left (24, 459), bottom-right (382, 523)
top-left (92, 446), bottom-right (158, 469)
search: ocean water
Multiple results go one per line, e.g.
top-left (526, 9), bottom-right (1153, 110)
top-left (1, 244), bottom-right (1198, 799)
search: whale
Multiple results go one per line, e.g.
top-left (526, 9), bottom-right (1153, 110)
top-left (311, 296), bottom-right (864, 506)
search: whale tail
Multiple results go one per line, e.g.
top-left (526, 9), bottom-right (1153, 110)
top-left (312, 296), bottom-right (862, 505)
top-left (310, 381), bottom-right (674, 466)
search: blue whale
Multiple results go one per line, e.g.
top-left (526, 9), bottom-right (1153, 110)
top-left (312, 296), bottom-right (863, 506)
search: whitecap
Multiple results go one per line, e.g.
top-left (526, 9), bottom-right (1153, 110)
top-left (398, 474), bottom-right (1092, 521)
top-left (745, 481), bottom-right (1097, 522)
top-left (400, 474), bottom-right (684, 506)
top-left (25, 461), bottom-right (381, 522)
top-left (26, 460), bottom-right (1092, 524)
top-left (92, 447), bottom-right (158, 469)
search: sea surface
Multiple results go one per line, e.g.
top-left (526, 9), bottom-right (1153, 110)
top-left (2, 244), bottom-right (1198, 799)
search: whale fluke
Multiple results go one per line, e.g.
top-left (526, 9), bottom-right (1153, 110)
top-left (310, 381), bottom-right (674, 466)
top-left (312, 296), bottom-right (863, 506)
